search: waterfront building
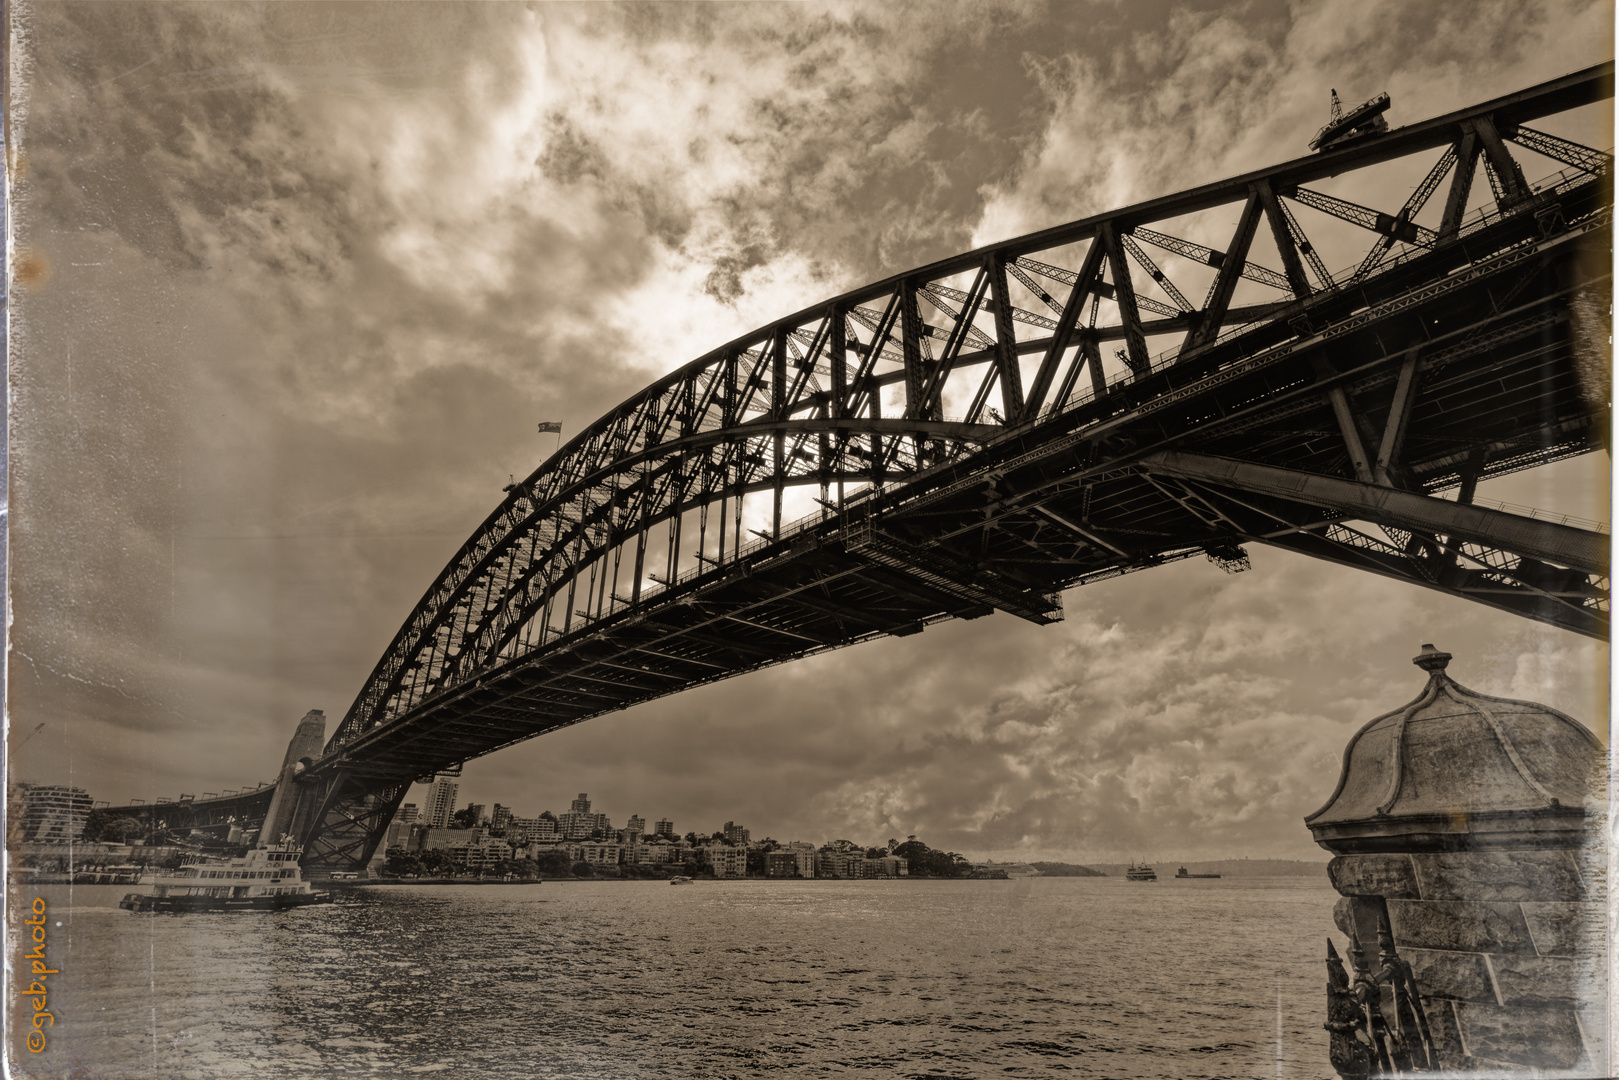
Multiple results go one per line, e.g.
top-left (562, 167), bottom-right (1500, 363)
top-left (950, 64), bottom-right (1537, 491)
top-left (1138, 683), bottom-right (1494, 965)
top-left (424, 779), bottom-right (460, 828)
top-left (817, 847), bottom-right (875, 879)
top-left (505, 816), bottom-right (557, 844)
top-left (443, 838), bottom-right (510, 870)
top-left (395, 803), bottom-right (419, 826)
top-left (565, 842), bottom-right (623, 866)
top-left (465, 802), bottom-right (487, 826)
top-left (722, 821), bottom-right (750, 846)
top-left (653, 817), bottom-right (675, 838)
top-left (515, 839), bottom-right (567, 861)
top-left (415, 826), bottom-right (488, 852)
top-left (867, 855), bottom-right (908, 877)
top-left (13, 783), bottom-right (95, 843)
top-left (628, 840), bottom-right (677, 865)
top-left (625, 814), bottom-right (645, 839)
top-left (625, 844), bottom-right (659, 865)
top-left (705, 844), bottom-right (747, 879)
top-left (490, 804), bottom-right (513, 829)
top-left (763, 851), bottom-right (801, 877)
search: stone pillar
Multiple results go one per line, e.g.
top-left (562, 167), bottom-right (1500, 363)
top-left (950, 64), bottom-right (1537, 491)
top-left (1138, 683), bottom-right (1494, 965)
top-left (1305, 646), bottom-right (1605, 1077)
top-left (259, 709), bottom-right (327, 848)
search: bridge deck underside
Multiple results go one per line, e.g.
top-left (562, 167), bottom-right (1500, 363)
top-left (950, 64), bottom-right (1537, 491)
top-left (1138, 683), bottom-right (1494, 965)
top-left (89, 788), bottom-right (277, 843)
top-left (320, 192), bottom-right (1610, 792)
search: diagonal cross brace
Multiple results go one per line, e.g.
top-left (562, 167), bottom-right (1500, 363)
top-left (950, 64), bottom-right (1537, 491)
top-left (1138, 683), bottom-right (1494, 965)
top-left (1139, 451), bottom-right (1608, 576)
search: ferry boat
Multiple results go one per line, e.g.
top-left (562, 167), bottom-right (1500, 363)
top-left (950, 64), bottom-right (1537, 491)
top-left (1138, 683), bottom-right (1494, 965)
top-left (1125, 862), bottom-right (1157, 881)
top-left (118, 842), bottom-right (331, 912)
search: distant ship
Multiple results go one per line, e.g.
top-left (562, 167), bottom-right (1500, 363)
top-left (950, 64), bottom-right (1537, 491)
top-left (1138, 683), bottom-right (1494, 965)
top-left (1175, 866), bottom-right (1221, 879)
top-left (1125, 863), bottom-right (1156, 881)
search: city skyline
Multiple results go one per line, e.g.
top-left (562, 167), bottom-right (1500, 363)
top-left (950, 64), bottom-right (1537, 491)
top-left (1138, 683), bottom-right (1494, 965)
top-left (8, 2), bottom-right (1610, 865)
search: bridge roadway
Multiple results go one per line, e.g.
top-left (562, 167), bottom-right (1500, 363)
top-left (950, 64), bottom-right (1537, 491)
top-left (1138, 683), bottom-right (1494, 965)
top-left (94, 65), bottom-right (1614, 873)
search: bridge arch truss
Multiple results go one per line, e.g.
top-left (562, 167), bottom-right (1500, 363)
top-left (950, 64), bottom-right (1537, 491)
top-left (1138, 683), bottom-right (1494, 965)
top-left (276, 65), bottom-right (1612, 874)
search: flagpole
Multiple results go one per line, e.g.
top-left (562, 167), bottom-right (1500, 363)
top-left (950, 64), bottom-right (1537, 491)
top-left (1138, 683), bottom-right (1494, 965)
top-left (538, 421), bottom-right (563, 460)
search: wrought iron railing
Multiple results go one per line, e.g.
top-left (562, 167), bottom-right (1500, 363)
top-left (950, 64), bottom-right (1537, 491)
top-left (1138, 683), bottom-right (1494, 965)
top-left (1325, 902), bottom-right (1437, 1078)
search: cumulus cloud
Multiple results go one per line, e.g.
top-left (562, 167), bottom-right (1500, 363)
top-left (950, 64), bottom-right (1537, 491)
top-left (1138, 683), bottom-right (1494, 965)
top-left (973, 0), bottom-right (1613, 248)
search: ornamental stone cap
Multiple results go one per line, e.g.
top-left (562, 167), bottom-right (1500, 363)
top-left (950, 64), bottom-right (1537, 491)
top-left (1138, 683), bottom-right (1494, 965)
top-left (1304, 645), bottom-right (1603, 855)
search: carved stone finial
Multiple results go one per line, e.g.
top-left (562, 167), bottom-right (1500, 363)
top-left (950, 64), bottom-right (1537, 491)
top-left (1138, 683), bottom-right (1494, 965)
top-left (1412, 644), bottom-right (1451, 673)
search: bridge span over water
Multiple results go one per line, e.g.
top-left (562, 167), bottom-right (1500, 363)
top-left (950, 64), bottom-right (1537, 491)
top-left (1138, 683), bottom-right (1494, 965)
top-left (101, 65), bottom-right (1613, 873)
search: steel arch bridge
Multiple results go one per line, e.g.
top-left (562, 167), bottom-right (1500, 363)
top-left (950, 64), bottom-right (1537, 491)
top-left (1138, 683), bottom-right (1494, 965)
top-left (119, 65), bottom-right (1615, 874)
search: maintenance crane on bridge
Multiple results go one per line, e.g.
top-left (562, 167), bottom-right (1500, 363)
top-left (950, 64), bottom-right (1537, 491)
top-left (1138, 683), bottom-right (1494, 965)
top-left (1311, 88), bottom-right (1393, 152)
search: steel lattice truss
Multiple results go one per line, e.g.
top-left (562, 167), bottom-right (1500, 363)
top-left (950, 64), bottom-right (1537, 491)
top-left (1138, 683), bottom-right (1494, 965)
top-left (276, 65), bottom-right (1612, 872)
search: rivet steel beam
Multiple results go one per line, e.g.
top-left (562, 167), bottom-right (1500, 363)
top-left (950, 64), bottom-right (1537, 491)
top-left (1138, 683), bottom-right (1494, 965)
top-left (1139, 451), bottom-right (1608, 575)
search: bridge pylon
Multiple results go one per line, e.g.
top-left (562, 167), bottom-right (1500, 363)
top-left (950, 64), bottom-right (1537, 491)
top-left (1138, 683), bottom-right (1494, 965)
top-left (260, 709), bottom-right (327, 846)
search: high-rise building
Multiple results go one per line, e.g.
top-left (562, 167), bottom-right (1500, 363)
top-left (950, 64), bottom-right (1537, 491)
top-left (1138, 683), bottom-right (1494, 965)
top-left (625, 815), bottom-right (645, 839)
top-left (557, 795), bottom-right (610, 839)
top-left (424, 779), bottom-right (460, 828)
top-left (654, 818), bottom-right (675, 838)
top-left (396, 803), bottom-right (420, 826)
top-left (558, 811), bottom-right (610, 839)
top-left (723, 821), bottom-right (750, 846)
top-left (14, 784), bottom-right (94, 843)
top-left (490, 804), bottom-right (513, 829)
top-left (466, 803), bottom-right (486, 826)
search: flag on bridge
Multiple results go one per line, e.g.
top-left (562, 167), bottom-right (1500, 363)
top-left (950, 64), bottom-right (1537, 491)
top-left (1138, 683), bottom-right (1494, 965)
top-left (537, 421), bottom-right (562, 434)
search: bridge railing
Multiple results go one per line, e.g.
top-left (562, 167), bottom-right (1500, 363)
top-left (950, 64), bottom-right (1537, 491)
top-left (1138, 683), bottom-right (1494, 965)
top-left (1458, 499), bottom-right (1610, 535)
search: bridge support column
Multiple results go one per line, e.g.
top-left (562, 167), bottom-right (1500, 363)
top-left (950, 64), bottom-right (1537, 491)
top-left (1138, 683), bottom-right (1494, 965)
top-left (258, 709), bottom-right (326, 847)
top-left (296, 775), bottom-right (410, 878)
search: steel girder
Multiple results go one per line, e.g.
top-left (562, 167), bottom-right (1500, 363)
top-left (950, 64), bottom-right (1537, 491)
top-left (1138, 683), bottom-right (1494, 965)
top-left (294, 777), bottom-right (410, 877)
top-left (1140, 452), bottom-right (1607, 574)
top-left (1137, 455), bottom-right (1608, 638)
top-left (304, 65), bottom-right (1611, 845)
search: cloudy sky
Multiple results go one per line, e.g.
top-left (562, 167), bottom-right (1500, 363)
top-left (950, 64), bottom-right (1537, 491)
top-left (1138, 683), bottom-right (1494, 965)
top-left (8, 0), bottom-right (1611, 863)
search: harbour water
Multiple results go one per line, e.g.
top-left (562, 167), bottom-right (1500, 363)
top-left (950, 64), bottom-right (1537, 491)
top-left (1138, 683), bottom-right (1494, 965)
top-left (16, 875), bottom-right (1339, 1079)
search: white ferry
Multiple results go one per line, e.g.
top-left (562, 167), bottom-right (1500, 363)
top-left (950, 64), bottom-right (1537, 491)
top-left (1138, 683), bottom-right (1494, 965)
top-left (118, 842), bottom-right (332, 912)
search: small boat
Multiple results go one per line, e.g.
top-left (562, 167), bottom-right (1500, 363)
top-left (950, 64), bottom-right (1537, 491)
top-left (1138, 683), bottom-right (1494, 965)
top-left (1125, 862), bottom-right (1156, 881)
top-left (669, 875), bottom-right (692, 885)
top-left (1175, 866), bottom-right (1221, 879)
top-left (118, 841), bottom-right (331, 912)
top-left (1310, 89), bottom-right (1391, 152)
